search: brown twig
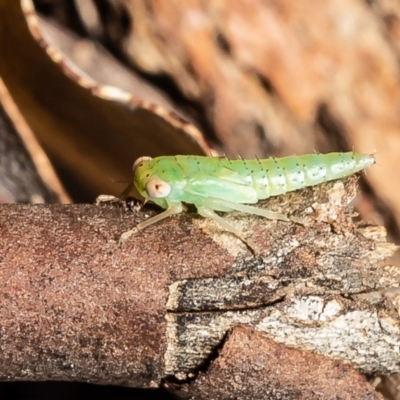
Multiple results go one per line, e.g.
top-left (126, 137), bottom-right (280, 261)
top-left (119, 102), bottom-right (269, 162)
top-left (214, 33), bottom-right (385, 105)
top-left (0, 177), bottom-right (397, 398)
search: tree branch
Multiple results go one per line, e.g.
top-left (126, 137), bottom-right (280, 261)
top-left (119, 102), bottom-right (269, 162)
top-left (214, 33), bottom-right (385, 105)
top-left (0, 177), bottom-right (397, 398)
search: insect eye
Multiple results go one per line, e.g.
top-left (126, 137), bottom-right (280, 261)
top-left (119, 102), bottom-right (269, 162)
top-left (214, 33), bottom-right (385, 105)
top-left (145, 179), bottom-right (171, 198)
top-left (133, 156), bottom-right (152, 172)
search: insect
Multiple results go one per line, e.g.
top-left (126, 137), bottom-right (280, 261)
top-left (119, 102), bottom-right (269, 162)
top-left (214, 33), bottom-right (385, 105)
top-left (119, 152), bottom-right (375, 251)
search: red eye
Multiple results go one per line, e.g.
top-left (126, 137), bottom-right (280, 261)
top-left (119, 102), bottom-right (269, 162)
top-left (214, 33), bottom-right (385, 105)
top-left (145, 178), bottom-right (171, 198)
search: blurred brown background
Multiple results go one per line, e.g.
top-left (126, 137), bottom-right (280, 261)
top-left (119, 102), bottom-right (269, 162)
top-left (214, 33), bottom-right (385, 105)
top-left (1, 0), bottom-right (399, 223)
top-left (0, 0), bottom-right (400, 399)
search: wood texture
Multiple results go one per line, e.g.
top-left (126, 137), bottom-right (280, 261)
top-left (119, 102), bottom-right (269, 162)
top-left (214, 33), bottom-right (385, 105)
top-left (0, 177), bottom-right (397, 398)
top-left (2, 1), bottom-right (400, 397)
top-left (168, 326), bottom-right (383, 400)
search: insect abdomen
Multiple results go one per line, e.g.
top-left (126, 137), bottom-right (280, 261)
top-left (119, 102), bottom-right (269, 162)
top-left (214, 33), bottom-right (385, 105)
top-left (250, 152), bottom-right (374, 199)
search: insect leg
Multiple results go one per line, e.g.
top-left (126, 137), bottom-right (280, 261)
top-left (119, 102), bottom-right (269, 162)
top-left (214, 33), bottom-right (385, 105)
top-left (197, 205), bottom-right (258, 253)
top-left (95, 194), bottom-right (122, 204)
top-left (136, 203), bottom-right (184, 230)
top-left (203, 198), bottom-right (290, 222)
top-left (119, 181), bottom-right (136, 200)
top-left (120, 203), bottom-right (184, 243)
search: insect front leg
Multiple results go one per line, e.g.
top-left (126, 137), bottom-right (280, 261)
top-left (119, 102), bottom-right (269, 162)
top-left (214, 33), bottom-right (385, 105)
top-left (96, 181), bottom-right (136, 205)
top-left (96, 194), bottom-right (122, 204)
top-left (197, 205), bottom-right (258, 253)
top-left (120, 203), bottom-right (184, 244)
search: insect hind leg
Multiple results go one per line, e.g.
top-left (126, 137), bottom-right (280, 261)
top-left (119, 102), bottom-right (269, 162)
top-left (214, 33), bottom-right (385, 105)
top-left (197, 205), bottom-right (258, 253)
top-left (202, 197), bottom-right (290, 222)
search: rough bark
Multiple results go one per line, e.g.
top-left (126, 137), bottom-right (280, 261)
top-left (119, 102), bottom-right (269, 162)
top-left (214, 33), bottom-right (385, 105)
top-left (167, 326), bottom-right (383, 400)
top-left (0, 177), bottom-right (397, 398)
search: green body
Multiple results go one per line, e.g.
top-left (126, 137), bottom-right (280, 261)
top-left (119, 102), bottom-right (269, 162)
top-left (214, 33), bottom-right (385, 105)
top-left (133, 152), bottom-right (374, 211)
top-left (128, 152), bottom-right (374, 251)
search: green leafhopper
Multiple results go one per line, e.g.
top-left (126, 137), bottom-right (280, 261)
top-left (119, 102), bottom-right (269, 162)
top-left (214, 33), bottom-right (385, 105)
top-left (120, 152), bottom-right (375, 250)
